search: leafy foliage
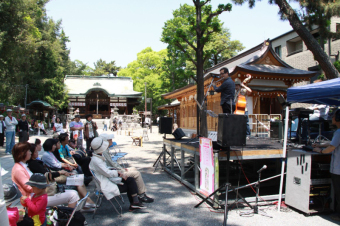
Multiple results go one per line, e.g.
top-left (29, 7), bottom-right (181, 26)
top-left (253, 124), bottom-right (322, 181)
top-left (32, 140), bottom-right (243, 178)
top-left (161, 5), bottom-right (244, 86)
top-left (0, 0), bottom-right (71, 108)
top-left (161, 3), bottom-right (241, 83)
top-left (118, 47), bottom-right (170, 115)
top-left (92, 59), bottom-right (121, 76)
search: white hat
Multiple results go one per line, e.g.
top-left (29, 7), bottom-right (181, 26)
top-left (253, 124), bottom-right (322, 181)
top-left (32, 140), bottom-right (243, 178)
top-left (91, 137), bottom-right (109, 154)
top-left (0, 115), bottom-right (3, 118)
top-left (99, 133), bottom-right (114, 141)
top-left (21, 114), bottom-right (26, 117)
top-left (6, 109), bottom-right (12, 112)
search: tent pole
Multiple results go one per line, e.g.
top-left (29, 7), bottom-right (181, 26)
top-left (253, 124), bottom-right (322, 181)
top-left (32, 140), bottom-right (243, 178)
top-left (278, 105), bottom-right (289, 211)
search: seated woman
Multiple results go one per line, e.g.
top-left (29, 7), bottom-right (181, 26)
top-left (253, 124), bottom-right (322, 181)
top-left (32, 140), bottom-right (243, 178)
top-left (57, 133), bottom-right (92, 177)
top-left (40, 139), bottom-right (96, 208)
top-left (11, 142), bottom-right (79, 208)
top-left (54, 117), bottom-right (64, 134)
top-left (38, 121), bottom-right (47, 135)
top-left (90, 137), bottom-right (146, 211)
top-left (28, 143), bottom-right (95, 208)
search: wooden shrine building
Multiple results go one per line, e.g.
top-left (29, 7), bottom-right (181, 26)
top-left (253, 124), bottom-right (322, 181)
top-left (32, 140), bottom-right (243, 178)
top-left (161, 41), bottom-right (316, 134)
top-left (64, 75), bottom-right (142, 118)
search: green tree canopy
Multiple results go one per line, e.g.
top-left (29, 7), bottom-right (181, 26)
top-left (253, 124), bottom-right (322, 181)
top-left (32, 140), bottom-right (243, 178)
top-left (161, 1), bottom-right (233, 137)
top-left (69, 60), bottom-right (93, 75)
top-left (92, 59), bottom-right (121, 76)
top-left (0, 0), bottom-right (71, 108)
top-left (161, 3), bottom-right (243, 83)
top-left (118, 47), bottom-right (170, 115)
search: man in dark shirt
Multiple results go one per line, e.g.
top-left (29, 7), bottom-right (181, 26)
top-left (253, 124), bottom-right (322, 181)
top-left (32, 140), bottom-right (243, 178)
top-left (17, 114), bottom-right (29, 142)
top-left (212, 67), bottom-right (235, 114)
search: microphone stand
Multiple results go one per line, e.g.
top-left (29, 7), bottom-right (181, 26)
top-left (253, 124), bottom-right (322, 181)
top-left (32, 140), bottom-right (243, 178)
top-left (240, 165), bottom-right (272, 218)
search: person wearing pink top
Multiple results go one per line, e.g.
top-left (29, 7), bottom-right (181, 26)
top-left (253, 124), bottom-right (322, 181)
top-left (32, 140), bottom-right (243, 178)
top-left (11, 143), bottom-right (79, 208)
top-left (20, 174), bottom-right (48, 226)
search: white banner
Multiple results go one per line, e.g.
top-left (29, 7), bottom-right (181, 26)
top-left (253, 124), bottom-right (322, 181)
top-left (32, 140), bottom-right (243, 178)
top-left (199, 137), bottom-right (214, 196)
top-left (110, 103), bottom-right (127, 107)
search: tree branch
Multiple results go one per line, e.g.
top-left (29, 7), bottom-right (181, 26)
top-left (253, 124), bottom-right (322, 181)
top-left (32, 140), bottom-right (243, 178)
top-left (174, 42), bottom-right (197, 68)
top-left (177, 34), bottom-right (197, 52)
top-left (200, 0), bottom-right (211, 6)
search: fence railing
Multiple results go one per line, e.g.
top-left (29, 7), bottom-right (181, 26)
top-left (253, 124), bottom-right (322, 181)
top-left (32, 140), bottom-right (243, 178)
top-left (248, 114), bottom-right (282, 138)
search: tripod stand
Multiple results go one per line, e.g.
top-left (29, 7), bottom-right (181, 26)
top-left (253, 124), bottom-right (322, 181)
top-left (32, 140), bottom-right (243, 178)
top-left (239, 165), bottom-right (272, 218)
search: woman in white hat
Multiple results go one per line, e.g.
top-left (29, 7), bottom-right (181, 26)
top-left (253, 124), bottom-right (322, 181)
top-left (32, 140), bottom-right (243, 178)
top-left (90, 137), bottom-right (146, 211)
top-left (0, 115), bottom-right (6, 147)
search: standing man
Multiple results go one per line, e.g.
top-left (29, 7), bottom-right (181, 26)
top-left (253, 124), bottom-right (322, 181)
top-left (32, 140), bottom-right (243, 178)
top-left (18, 114), bottom-right (29, 143)
top-left (145, 116), bottom-right (151, 128)
top-left (0, 115), bottom-right (6, 147)
top-left (84, 114), bottom-right (98, 155)
top-left (212, 67), bottom-right (235, 114)
top-left (313, 109), bottom-right (340, 221)
top-left (69, 115), bottom-right (84, 150)
top-left (103, 117), bottom-right (108, 131)
top-left (5, 109), bottom-right (18, 154)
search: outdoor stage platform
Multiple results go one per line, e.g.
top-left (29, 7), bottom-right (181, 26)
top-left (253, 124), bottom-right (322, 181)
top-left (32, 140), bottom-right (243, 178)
top-left (156, 137), bottom-right (285, 207)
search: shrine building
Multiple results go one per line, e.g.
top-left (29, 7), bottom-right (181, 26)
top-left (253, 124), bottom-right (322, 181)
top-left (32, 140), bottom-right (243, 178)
top-left (64, 75), bottom-right (142, 118)
top-left (161, 41), bottom-right (317, 134)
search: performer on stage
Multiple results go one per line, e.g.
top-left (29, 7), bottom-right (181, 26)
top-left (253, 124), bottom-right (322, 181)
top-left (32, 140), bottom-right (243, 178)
top-left (234, 75), bottom-right (252, 137)
top-left (212, 67), bottom-right (235, 114)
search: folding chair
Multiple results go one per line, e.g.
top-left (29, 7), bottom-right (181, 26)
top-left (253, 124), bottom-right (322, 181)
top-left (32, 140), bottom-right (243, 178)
top-left (109, 145), bottom-right (128, 167)
top-left (66, 192), bottom-right (89, 226)
top-left (90, 170), bottom-right (122, 218)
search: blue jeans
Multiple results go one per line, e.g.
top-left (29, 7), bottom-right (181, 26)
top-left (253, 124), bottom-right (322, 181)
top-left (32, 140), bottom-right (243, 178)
top-left (6, 131), bottom-right (15, 153)
top-left (103, 124), bottom-right (107, 131)
top-left (245, 111), bottom-right (251, 136)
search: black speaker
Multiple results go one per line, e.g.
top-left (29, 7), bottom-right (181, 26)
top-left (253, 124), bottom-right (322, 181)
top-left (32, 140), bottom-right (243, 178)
top-left (159, 117), bottom-right (173, 134)
top-left (270, 121), bottom-right (283, 139)
top-left (172, 128), bottom-right (185, 140)
top-left (217, 114), bottom-right (247, 147)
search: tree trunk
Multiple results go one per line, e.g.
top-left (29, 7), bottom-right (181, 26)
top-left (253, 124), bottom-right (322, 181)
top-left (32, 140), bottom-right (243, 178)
top-left (275, 0), bottom-right (339, 79)
top-left (195, 2), bottom-right (208, 137)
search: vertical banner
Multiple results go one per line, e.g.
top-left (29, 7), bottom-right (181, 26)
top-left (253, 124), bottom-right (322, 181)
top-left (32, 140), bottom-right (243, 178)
top-left (199, 137), bottom-right (214, 196)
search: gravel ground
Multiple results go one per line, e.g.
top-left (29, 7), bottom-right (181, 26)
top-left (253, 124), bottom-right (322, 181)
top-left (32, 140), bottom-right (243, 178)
top-left (1, 126), bottom-right (338, 225)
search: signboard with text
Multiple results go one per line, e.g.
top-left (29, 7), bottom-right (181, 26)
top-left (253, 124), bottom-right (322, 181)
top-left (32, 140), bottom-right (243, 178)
top-left (199, 137), bottom-right (214, 197)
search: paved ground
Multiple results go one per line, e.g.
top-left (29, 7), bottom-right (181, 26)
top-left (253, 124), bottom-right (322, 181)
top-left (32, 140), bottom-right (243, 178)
top-left (1, 127), bottom-right (339, 225)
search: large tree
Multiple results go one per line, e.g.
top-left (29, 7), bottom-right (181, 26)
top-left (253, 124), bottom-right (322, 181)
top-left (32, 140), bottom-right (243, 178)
top-left (162, 1), bottom-right (233, 137)
top-left (232, 0), bottom-right (340, 79)
top-left (118, 47), bottom-right (170, 116)
top-left (0, 0), bottom-right (71, 108)
top-left (92, 59), bottom-right (120, 76)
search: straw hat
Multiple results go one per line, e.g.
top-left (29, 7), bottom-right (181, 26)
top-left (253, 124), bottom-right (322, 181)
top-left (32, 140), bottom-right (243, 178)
top-left (91, 137), bottom-right (109, 154)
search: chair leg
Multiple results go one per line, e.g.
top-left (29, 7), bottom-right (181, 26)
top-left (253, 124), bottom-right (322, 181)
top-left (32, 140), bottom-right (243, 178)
top-left (108, 198), bottom-right (122, 217)
top-left (92, 193), bottom-right (103, 219)
top-left (119, 195), bottom-right (125, 204)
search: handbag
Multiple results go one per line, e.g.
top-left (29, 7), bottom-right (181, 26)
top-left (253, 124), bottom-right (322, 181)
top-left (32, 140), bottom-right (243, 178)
top-left (53, 126), bottom-right (56, 132)
top-left (53, 206), bottom-right (85, 226)
top-left (45, 172), bottom-right (58, 196)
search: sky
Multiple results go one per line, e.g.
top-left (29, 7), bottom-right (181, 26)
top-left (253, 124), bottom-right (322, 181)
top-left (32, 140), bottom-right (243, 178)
top-left (45, 0), bottom-right (299, 68)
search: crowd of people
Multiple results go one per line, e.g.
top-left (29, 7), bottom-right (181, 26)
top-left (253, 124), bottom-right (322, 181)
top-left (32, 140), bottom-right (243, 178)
top-left (3, 113), bottom-right (154, 225)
